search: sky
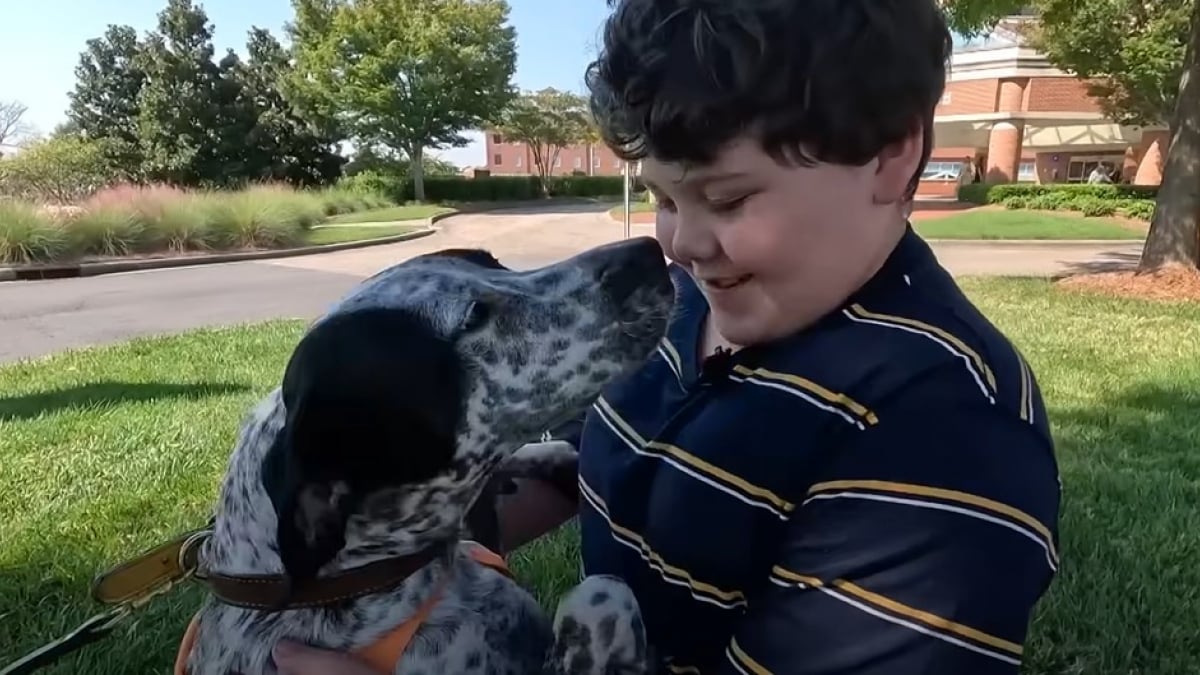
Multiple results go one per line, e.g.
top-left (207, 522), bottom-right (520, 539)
top-left (0, 0), bottom-right (614, 168)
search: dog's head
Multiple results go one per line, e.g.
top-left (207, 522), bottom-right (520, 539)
top-left (260, 236), bottom-right (674, 583)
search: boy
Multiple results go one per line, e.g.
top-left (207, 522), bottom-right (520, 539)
top-left (275, 0), bottom-right (1061, 672)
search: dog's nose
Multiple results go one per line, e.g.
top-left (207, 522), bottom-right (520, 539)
top-left (592, 236), bottom-right (667, 301)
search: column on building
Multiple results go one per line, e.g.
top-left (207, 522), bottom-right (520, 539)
top-left (985, 77), bottom-right (1029, 182)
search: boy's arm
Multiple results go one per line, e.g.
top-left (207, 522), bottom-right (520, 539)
top-left (720, 366), bottom-right (1061, 674)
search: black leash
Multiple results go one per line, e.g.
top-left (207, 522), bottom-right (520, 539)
top-left (1, 606), bottom-right (131, 675)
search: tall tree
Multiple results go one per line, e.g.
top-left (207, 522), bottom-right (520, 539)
top-left (495, 88), bottom-right (591, 194)
top-left (65, 25), bottom-right (147, 175)
top-left (289, 0), bottom-right (518, 201)
top-left (942, 0), bottom-right (1200, 271)
top-left (135, 0), bottom-right (232, 186)
top-left (225, 28), bottom-right (346, 186)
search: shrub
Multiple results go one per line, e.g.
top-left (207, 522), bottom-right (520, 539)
top-left (338, 171), bottom-right (407, 203)
top-left (1071, 196), bottom-right (1118, 217)
top-left (0, 200), bottom-right (68, 264)
top-left (1119, 199), bottom-right (1156, 221)
top-left (66, 207), bottom-right (147, 257)
top-left (199, 190), bottom-right (304, 249)
top-left (0, 136), bottom-right (123, 204)
top-left (957, 182), bottom-right (1159, 205)
top-left (1001, 195), bottom-right (1029, 210)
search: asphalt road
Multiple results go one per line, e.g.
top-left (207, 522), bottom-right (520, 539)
top-left (0, 203), bottom-right (1145, 364)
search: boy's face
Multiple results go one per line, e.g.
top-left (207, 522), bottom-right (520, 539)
top-left (642, 134), bottom-right (923, 347)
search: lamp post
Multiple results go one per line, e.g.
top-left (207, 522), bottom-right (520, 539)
top-left (621, 160), bottom-right (631, 239)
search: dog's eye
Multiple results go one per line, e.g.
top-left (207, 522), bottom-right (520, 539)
top-left (462, 300), bottom-right (491, 333)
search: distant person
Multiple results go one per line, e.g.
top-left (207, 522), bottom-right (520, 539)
top-left (1088, 164), bottom-right (1113, 184)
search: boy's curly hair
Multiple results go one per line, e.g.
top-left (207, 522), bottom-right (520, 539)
top-left (585, 0), bottom-right (953, 197)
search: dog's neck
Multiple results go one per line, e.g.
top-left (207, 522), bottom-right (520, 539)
top-left (202, 389), bottom-right (464, 576)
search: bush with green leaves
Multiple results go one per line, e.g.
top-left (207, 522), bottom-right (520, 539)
top-left (1118, 199), bottom-right (1156, 220)
top-left (0, 136), bottom-right (125, 204)
top-left (0, 201), bottom-right (68, 264)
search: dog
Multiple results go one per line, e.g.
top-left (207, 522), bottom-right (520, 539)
top-left (181, 236), bottom-right (675, 675)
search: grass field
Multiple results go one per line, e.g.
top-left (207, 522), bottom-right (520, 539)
top-left (325, 204), bottom-right (455, 225)
top-left (2, 278), bottom-right (1198, 673)
top-left (914, 209), bottom-right (1146, 240)
top-left (303, 224), bottom-right (420, 246)
top-left (607, 203), bottom-right (1145, 240)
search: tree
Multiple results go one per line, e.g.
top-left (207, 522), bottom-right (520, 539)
top-left (134, 0), bottom-right (234, 186)
top-left (942, 0), bottom-right (1200, 271)
top-left (224, 28), bottom-right (346, 186)
top-left (495, 88), bottom-right (591, 194)
top-left (0, 100), bottom-right (33, 151)
top-left (344, 144), bottom-right (460, 176)
top-left (0, 136), bottom-right (123, 204)
top-left (289, 0), bottom-right (518, 201)
top-left (66, 24), bottom-right (148, 176)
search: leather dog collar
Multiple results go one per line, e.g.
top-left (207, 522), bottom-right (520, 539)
top-left (201, 543), bottom-right (448, 612)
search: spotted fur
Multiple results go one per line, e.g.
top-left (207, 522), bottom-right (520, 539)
top-left (185, 238), bottom-right (673, 675)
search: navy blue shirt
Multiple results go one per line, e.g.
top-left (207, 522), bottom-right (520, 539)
top-left (564, 226), bottom-right (1061, 674)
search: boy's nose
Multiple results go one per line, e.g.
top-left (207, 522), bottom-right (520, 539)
top-left (664, 210), bottom-right (722, 265)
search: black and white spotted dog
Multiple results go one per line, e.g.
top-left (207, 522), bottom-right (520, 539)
top-left (183, 237), bottom-right (674, 675)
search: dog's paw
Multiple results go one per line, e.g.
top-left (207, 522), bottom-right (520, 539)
top-left (549, 575), bottom-right (649, 675)
top-left (498, 440), bottom-right (578, 484)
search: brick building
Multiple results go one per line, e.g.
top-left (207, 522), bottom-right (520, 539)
top-left (920, 16), bottom-right (1167, 197)
top-left (481, 16), bottom-right (1167, 198)
top-left (484, 131), bottom-right (630, 177)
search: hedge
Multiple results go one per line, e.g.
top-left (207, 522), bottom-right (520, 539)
top-left (0, 183), bottom-right (393, 265)
top-left (338, 172), bottom-right (641, 203)
top-left (957, 182), bottom-right (1160, 205)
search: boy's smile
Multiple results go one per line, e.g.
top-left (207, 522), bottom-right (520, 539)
top-left (641, 135), bottom-right (921, 351)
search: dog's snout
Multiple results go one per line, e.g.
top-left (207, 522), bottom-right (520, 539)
top-left (593, 237), bottom-right (667, 301)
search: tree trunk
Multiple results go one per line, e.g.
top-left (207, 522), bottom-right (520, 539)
top-left (410, 144), bottom-right (426, 203)
top-left (1138, 0), bottom-right (1200, 271)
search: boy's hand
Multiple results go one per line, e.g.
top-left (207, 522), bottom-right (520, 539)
top-left (272, 641), bottom-right (377, 675)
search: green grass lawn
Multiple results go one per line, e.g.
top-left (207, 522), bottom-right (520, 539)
top-left (303, 224), bottom-right (420, 246)
top-left (915, 209), bottom-right (1145, 240)
top-left (325, 204), bottom-right (455, 225)
top-left (607, 202), bottom-right (656, 219)
top-left (3, 279), bottom-right (1199, 673)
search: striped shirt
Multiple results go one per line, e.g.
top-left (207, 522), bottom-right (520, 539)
top-left (561, 226), bottom-right (1061, 674)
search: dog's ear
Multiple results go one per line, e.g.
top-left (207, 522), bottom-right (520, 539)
top-left (261, 308), bottom-right (464, 585)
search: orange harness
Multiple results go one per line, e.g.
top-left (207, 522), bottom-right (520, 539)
top-left (174, 543), bottom-right (510, 675)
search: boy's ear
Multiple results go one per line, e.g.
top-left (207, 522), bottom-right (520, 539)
top-left (873, 122), bottom-right (927, 205)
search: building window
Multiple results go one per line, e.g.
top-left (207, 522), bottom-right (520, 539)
top-left (614, 158), bottom-right (622, 169)
top-left (555, 157), bottom-right (562, 167)
top-left (493, 153), bottom-right (502, 165)
top-left (1017, 161), bottom-right (1036, 182)
top-left (492, 134), bottom-right (502, 144)
top-left (593, 155), bottom-right (601, 167)
top-left (574, 157), bottom-right (583, 169)
top-left (515, 156), bottom-right (522, 168)
top-left (920, 161), bottom-right (963, 180)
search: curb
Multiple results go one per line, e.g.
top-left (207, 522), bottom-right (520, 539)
top-left (0, 224), bottom-right (439, 283)
top-left (925, 238), bottom-right (1145, 247)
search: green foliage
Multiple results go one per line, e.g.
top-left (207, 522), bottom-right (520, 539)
top-left (0, 183), bottom-right (392, 264)
top-left (958, 182), bottom-right (1160, 204)
top-left (0, 136), bottom-right (124, 204)
top-left (288, 0), bottom-right (518, 201)
top-left (494, 88), bottom-right (592, 195)
top-left (343, 145), bottom-right (460, 178)
top-left (65, 25), bottom-right (148, 175)
top-left (1119, 199), bottom-right (1157, 220)
top-left (983, 184), bottom-right (1156, 221)
top-left (65, 0), bottom-right (345, 188)
top-left (0, 201), bottom-right (68, 264)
